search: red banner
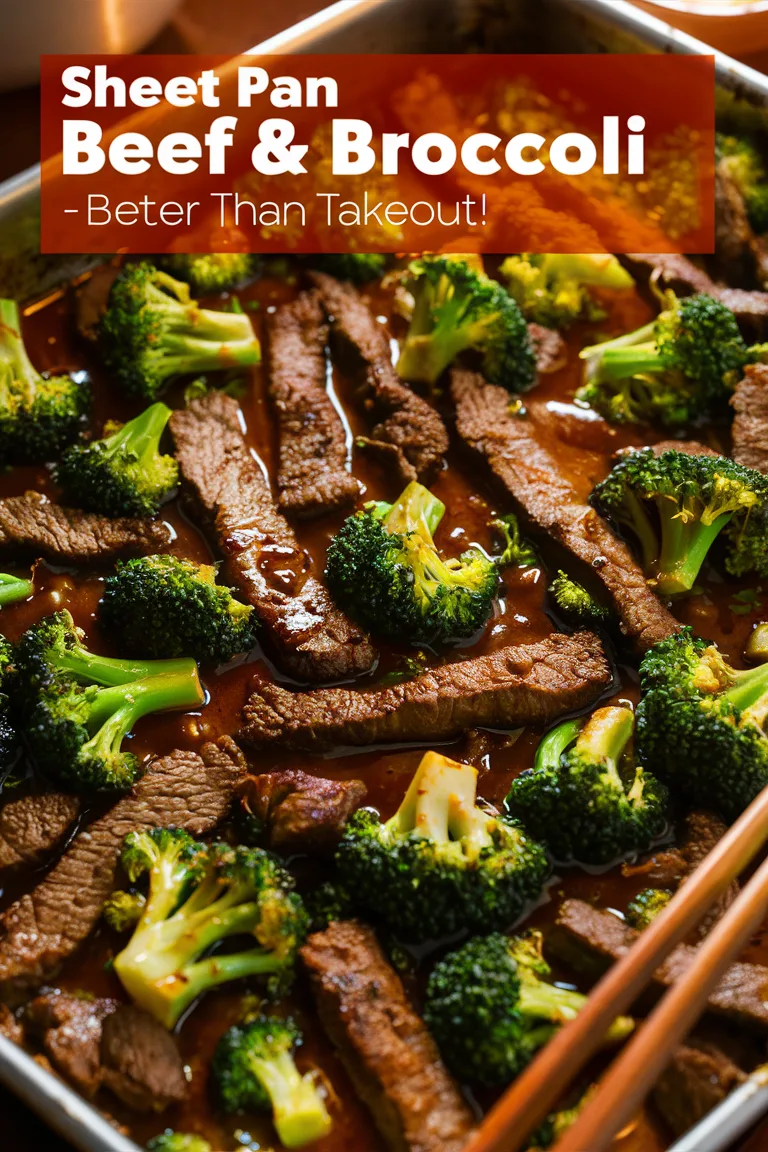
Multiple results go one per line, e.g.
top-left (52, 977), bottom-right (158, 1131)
top-left (40, 52), bottom-right (715, 255)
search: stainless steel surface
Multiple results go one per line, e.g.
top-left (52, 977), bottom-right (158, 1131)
top-left (0, 0), bottom-right (766, 1148)
top-left (668, 1065), bottom-right (768, 1152)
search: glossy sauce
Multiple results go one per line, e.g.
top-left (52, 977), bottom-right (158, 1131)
top-left (0, 269), bottom-right (763, 1152)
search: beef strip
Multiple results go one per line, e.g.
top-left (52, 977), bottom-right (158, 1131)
top-left (653, 1039), bottom-right (746, 1138)
top-left (100, 1004), bottom-right (188, 1112)
top-left (452, 368), bottom-right (679, 651)
top-left (550, 899), bottom-right (768, 1030)
top-left (310, 272), bottom-right (449, 486)
top-left (528, 322), bottom-right (567, 375)
top-left (624, 253), bottom-right (768, 331)
top-left (0, 740), bottom-right (245, 998)
top-left (0, 493), bottom-right (171, 564)
top-left (241, 631), bottom-right (611, 752)
top-left (0, 792), bottom-right (81, 872)
top-left (731, 363), bottom-right (768, 474)
top-left (649, 440), bottom-right (718, 458)
top-left (170, 392), bottom-right (376, 684)
top-left (237, 769), bottom-right (367, 854)
top-left (25, 990), bottom-right (118, 1096)
top-left (302, 920), bottom-right (476, 1152)
top-left (267, 291), bottom-right (361, 518)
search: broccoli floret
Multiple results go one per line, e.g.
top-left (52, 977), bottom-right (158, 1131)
top-left (306, 253), bottom-right (388, 283)
top-left (305, 880), bottom-right (355, 933)
top-left (335, 750), bottom-right (550, 942)
top-left (397, 256), bottom-right (535, 391)
top-left (0, 634), bottom-right (18, 771)
top-left (147, 1132), bottom-right (212, 1152)
top-left (492, 512), bottom-right (537, 569)
top-left (99, 262), bottom-right (261, 400)
top-left (548, 570), bottom-right (609, 628)
top-left (590, 447), bottom-right (768, 596)
top-left (104, 890), bottom-right (146, 932)
top-left (528, 1089), bottom-right (596, 1151)
top-left (14, 610), bottom-right (204, 791)
top-left (55, 402), bottom-right (178, 519)
top-left (0, 573), bottom-right (33, 608)
top-left (507, 706), bottom-right (669, 865)
top-left (158, 253), bottom-right (257, 295)
top-left (113, 831), bottom-right (308, 1028)
top-left (626, 887), bottom-right (673, 930)
top-left (0, 298), bottom-right (90, 463)
top-left (100, 555), bottom-right (257, 664)
top-left (212, 1016), bottom-right (332, 1147)
top-left (500, 254), bottom-right (634, 329)
top-left (326, 480), bottom-right (498, 645)
top-left (424, 931), bottom-right (632, 1086)
top-left (636, 627), bottom-right (768, 820)
top-left (577, 293), bottom-right (749, 427)
top-left (718, 133), bottom-right (768, 235)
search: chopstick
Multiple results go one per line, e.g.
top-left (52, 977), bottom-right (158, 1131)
top-left (555, 849), bottom-right (768, 1151)
top-left (466, 781), bottom-right (768, 1152)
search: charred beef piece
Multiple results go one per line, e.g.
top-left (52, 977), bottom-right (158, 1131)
top-left (0, 740), bottom-right (245, 998)
top-left (714, 163), bottom-right (761, 286)
top-left (0, 792), bottom-right (81, 872)
top-left (0, 1004), bottom-right (23, 1044)
top-left (170, 392), bottom-right (376, 684)
top-left (302, 920), bottom-right (476, 1152)
top-left (100, 1004), bottom-right (188, 1111)
top-left (0, 493), bottom-right (172, 564)
top-left (25, 990), bottom-right (118, 1096)
top-left (267, 291), bottom-right (361, 518)
top-left (528, 322), bottom-right (567, 375)
top-left (241, 632), bottom-right (611, 752)
top-left (550, 899), bottom-right (768, 1031)
top-left (238, 769), bottom-right (367, 854)
top-left (452, 368), bottom-right (679, 652)
top-left (310, 272), bottom-right (449, 487)
top-left (731, 364), bottom-right (768, 474)
top-left (624, 253), bottom-right (768, 333)
top-left (650, 440), bottom-right (719, 458)
top-left (653, 1039), bottom-right (746, 1138)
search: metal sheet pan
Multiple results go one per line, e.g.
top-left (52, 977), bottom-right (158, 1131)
top-left (0, 1), bottom-right (766, 1148)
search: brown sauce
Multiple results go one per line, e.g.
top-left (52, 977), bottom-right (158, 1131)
top-left (0, 268), bottom-right (762, 1152)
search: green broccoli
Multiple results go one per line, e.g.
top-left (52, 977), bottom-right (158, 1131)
top-left (500, 253), bottom-right (634, 329)
top-left (146, 1132), bottom-right (212, 1152)
top-left (113, 830), bottom-right (308, 1028)
top-left (306, 253), bottom-right (388, 283)
top-left (13, 610), bottom-right (204, 791)
top-left (548, 570), bottom-right (609, 628)
top-left (335, 750), bottom-right (550, 942)
top-left (625, 888), bottom-right (673, 930)
top-left (0, 634), bottom-right (18, 771)
top-left (492, 512), bottom-right (537, 569)
top-left (636, 627), bottom-right (768, 820)
top-left (326, 480), bottom-right (498, 644)
top-left (212, 1016), bottom-right (332, 1147)
top-left (158, 253), bottom-right (257, 295)
top-left (397, 255), bottom-right (535, 391)
top-left (103, 889), bottom-right (146, 932)
top-left (55, 402), bottom-right (178, 519)
top-left (424, 931), bottom-right (633, 1086)
top-left (576, 293), bottom-right (749, 427)
top-left (305, 880), bottom-right (355, 933)
top-left (718, 133), bottom-right (768, 235)
top-left (0, 573), bottom-right (33, 607)
top-left (506, 706), bottom-right (669, 865)
top-left (99, 261), bottom-right (261, 400)
top-left (528, 1089), bottom-right (596, 1151)
top-left (0, 297), bottom-right (90, 463)
top-left (590, 447), bottom-right (768, 596)
top-left (100, 555), bottom-right (257, 664)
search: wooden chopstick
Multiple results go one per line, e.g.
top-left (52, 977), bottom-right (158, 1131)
top-left (555, 849), bottom-right (768, 1152)
top-left (466, 781), bottom-right (768, 1152)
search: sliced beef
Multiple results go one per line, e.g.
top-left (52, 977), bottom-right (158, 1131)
top-left (528, 322), bottom-right (567, 375)
top-left (0, 740), bottom-right (245, 998)
top-left (100, 1004), bottom-right (188, 1111)
top-left (452, 368), bottom-right (679, 652)
top-left (624, 254), bottom-right (768, 332)
top-left (238, 769), bottom-right (367, 854)
top-left (311, 272), bottom-right (449, 486)
top-left (241, 632), bottom-right (611, 752)
top-left (0, 1003), bottom-right (23, 1044)
top-left (550, 899), bottom-right (768, 1031)
top-left (650, 440), bottom-right (718, 458)
top-left (653, 1039), bottom-right (745, 1138)
top-left (302, 920), bottom-right (476, 1152)
top-left (0, 792), bottom-right (81, 872)
top-left (170, 392), bottom-right (376, 684)
top-left (731, 363), bottom-right (768, 474)
top-left (26, 990), bottom-right (118, 1096)
top-left (714, 163), bottom-right (758, 286)
top-left (267, 291), bottom-right (361, 518)
top-left (0, 493), bottom-right (171, 564)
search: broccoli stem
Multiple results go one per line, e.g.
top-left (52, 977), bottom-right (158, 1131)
top-left (83, 663), bottom-right (204, 752)
top-left (98, 402), bottom-right (172, 465)
top-left (575, 707), bottom-right (634, 784)
top-left (382, 481), bottom-right (445, 540)
top-left (533, 718), bottom-right (582, 772)
top-left (248, 1050), bottom-right (332, 1148)
top-left (616, 488), bottom-right (660, 573)
top-left (53, 649), bottom-right (199, 689)
top-left (0, 299), bottom-right (38, 401)
top-left (722, 659), bottom-right (768, 713)
top-left (579, 321), bottom-right (656, 371)
top-left (598, 343), bottom-right (663, 382)
top-left (0, 573), bottom-right (33, 607)
top-left (387, 751), bottom-right (493, 855)
top-left (655, 502), bottom-right (735, 595)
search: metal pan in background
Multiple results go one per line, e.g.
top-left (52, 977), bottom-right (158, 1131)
top-left (0, 1), bottom-right (767, 1149)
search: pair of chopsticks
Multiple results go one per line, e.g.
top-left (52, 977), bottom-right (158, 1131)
top-left (467, 781), bottom-right (768, 1152)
